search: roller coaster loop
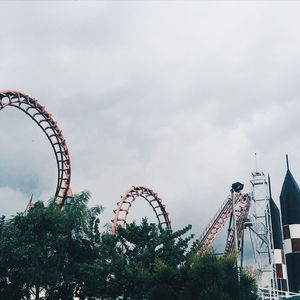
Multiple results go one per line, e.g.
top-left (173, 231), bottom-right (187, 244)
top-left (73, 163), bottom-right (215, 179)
top-left (111, 186), bottom-right (171, 234)
top-left (0, 90), bottom-right (72, 206)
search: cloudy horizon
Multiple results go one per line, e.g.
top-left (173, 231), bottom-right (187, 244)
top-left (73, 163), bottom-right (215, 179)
top-left (2, 1), bottom-right (300, 255)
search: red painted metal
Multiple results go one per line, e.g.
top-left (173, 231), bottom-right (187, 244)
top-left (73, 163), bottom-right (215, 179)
top-left (224, 193), bottom-right (251, 254)
top-left (111, 186), bottom-right (171, 234)
top-left (198, 192), bottom-right (250, 255)
top-left (0, 90), bottom-right (72, 205)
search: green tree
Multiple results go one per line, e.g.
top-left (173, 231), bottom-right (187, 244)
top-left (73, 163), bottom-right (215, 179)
top-left (0, 194), bottom-right (260, 300)
top-left (148, 283), bottom-right (176, 300)
top-left (181, 251), bottom-right (258, 300)
top-left (0, 191), bottom-right (104, 300)
top-left (147, 260), bottom-right (180, 300)
top-left (104, 218), bottom-right (194, 299)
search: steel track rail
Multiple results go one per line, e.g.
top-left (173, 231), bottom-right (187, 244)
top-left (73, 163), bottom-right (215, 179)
top-left (111, 186), bottom-right (171, 234)
top-left (0, 90), bottom-right (71, 206)
top-left (197, 193), bottom-right (249, 255)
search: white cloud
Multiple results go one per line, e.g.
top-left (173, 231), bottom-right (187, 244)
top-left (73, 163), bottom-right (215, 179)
top-left (0, 187), bottom-right (29, 217)
top-left (1, 2), bottom-right (300, 251)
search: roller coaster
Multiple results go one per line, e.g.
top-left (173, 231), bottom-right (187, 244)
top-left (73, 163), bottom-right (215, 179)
top-left (2, 90), bottom-right (300, 300)
top-left (0, 90), bottom-right (72, 207)
top-left (111, 186), bottom-right (171, 235)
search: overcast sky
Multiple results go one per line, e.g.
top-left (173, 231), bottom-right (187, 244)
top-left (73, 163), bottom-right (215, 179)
top-left (1, 1), bottom-right (300, 252)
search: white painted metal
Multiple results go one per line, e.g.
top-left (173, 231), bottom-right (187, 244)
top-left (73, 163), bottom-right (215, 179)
top-left (258, 287), bottom-right (300, 300)
top-left (288, 224), bottom-right (300, 239)
top-left (248, 171), bottom-right (278, 298)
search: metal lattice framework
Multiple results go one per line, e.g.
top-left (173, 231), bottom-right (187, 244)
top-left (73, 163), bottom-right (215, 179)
top-left (224, 193), bottom-right (250, 254)
top-left (247, 171), bottom-right (277, 295)
top-left (111, 186), bottom-right (171, 234)
top-left (197, 192), bottom-right (250, 255)
top-left (0, 90), bottom-right (72, 205)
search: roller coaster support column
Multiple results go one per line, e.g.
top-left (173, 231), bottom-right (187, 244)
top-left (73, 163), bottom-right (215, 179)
top-left (231, 182), bottom-right (244, 283)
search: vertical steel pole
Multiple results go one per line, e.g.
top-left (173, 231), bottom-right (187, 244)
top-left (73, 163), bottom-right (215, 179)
top-left (231, 188), bottom-right (240, 283)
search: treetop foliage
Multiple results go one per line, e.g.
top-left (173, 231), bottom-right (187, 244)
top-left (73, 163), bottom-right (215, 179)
top-left (0, 191), bottom-right (258, 300)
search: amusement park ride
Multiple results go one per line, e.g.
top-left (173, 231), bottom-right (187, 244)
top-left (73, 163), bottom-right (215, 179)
top-left (1, 90), bottom-right (300, 300)
top-left (0, 90), bottom-right (73, 208)
top-left (111, 186), bottom-right (171, 235)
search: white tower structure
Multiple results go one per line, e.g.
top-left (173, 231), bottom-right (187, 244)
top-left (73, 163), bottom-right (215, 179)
top-left (247, 170), bottom-right (278, 299)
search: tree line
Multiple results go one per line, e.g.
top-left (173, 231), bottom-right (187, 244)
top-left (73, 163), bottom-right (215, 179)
top-left (0, 192), bottom-right (258, 300)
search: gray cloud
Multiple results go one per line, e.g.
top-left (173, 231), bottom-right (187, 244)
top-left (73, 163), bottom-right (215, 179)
top-left (1, 2), bottom-right (300, 255)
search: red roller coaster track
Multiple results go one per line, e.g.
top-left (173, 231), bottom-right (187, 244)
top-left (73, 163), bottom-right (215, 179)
top-left (0, 90), bottom-right (72, 206)
top-left (197, 192), bottom-right (250, 255)
top-left (224, 193), bottom-right (250, 254)
top-left (111, 186), bottom-right (171, 234)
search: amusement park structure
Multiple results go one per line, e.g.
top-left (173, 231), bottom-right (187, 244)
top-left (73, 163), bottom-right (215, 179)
top-left (196, 160), bottom-right (300, 299)
top-left (2, 90), bottom-right (300, 299)
top-left (197, 185), bottom-right (250, 257)
top-left (0, 90), bottom-right (73, 206)
top-left (110, 170), bottom-right (300, 298)
top-left (111, 186), bottom-right (171, 235)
